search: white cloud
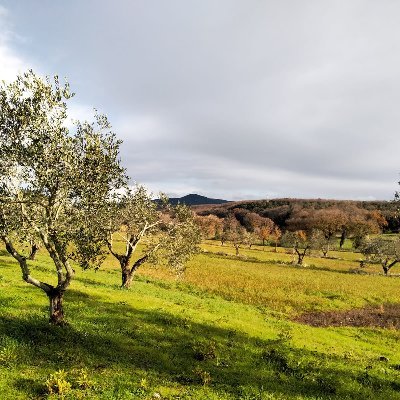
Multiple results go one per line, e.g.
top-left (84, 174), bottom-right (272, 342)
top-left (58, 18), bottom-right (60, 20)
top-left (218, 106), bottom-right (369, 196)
top-left (0, 6), bottom-right (29, 82)
top-left (63, 103), bottom-right (96, 129)
top-left (116, 114), bottom-right (166, 142)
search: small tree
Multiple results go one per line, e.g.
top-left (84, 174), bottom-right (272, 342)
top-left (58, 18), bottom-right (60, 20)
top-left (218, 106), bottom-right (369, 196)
top-left (308, 229), bottom-right (330, 257)
top-left (106, 186), bottom-right (201, 288)
top-left (220, 214), bottom-right (236, 246)
top-left (360, 237), bottom-right (400, 275)
top-left (243, 230), bottom-right (258, 249)
top-left (337, 205), bottom-right (386, 249)
top-left (28, 240), bottom-right (41, 260)
top-left (195, 214), bottom-right (223, 240)
top-left (280, 230), bottom-right (320, 265)
top-left (0, 71), bottom-right (125, 324)
top-left (311, 208), bottom-right (347, 256)
top-left (229, 225), bottom-right (247, 256)
top-left (270, 226), bottom-right (282, 252)
top-left (221, 214), bottom-right (247, 255)
top-left (254, 217), bottom-right (275, 248)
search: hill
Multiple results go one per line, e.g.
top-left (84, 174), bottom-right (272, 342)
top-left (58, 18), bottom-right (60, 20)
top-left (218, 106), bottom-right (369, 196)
top-left (167, 193), bottom-right (229, 206)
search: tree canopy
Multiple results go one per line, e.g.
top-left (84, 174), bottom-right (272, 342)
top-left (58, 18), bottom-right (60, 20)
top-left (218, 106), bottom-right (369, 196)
top-left (0, 71), bottom-right (126, 324)
top-left (106, 186), bottom-right (201, 288)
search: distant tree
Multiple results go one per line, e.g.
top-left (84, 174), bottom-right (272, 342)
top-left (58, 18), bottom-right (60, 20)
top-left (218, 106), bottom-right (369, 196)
top-left (241, 211), bottom-right (263, 232)
top-left (337, 205), bottom-right (386, 249)
top-left (254, 217), bottom-right (276, 248)
top-left (0, 71), bottom-right (125, 324)
top-left (221, 213), bottom-right (247, 255)
top-left (220, 214), bottom-right (236, 246)
top-left (229, 225), bottom-right (247, 256)
top-left (243, 230), bottom-right (258, 249)
top-left (349, 210), bottom-right (385, 248)
top-left (280, 230), bottom-right (320, 265)
top-left (308, 229), bottom-right (331, 257)
top-left (106, 187), bottom-right (201, 288)
top-left (28, 240), bottom-right (41, 261)
top-left (231, 208), bottom-right (249, 228)
top-left (285, 208), bottom-right (313, 232)
top-left (261, 205), bottom-right (291, 229)
top-left (195, 214), bottom-right (223, 240)
top-left (270, 226), bottom-right (282, 252)
top-left (311, 208), bottom-right (347, 256)
top-left (360, 237), bottom-right (400, 275)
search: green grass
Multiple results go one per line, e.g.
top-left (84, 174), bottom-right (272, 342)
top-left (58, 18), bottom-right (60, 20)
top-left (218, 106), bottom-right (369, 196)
top-left (0, 243), bottom-right (400, 399)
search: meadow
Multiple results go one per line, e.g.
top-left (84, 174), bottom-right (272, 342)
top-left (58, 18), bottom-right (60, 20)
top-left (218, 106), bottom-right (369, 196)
top-left (0, 240), bottom-right (399, 399)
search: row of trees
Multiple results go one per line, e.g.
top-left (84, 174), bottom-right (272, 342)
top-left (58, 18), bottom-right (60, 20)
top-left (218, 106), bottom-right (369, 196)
top-left (196, 204), bottom-right (388, 258)
top-left (0, 71), bottom-right (200, 325)
top-left (195, 210), bottom-right (282, 255)
top-left (196, 207), bottom-right (396, 273)
top-left (286, 205), bottom-right (387, 249)
top-left (199, 203), bottom-right (389, 243)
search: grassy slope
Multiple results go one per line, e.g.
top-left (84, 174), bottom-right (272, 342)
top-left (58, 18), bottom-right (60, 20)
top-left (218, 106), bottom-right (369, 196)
top-left (0, 242), bottom-right (399, 399)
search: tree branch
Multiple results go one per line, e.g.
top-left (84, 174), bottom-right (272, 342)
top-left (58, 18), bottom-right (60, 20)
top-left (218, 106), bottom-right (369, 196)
top-left (1, 234), bottom-right (53, 293)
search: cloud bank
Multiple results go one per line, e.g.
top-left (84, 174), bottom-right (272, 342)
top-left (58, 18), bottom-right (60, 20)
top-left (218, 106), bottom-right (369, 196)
top-left (1, 1), bottom-right (400, 200)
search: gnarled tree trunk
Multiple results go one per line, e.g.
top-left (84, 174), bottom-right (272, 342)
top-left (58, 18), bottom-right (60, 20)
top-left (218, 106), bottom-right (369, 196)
top-left (48, 289), bottom-right (65, 325)
top-left (382, 260), bottom-right (398, 276)
top-left (295, 248), bottom-right (307, 265)
top-left (2, 234), bottom-right (70, 325)
top-left (28, 243), bottom-right (40, 260)
top-left (120, 254), bottom-right (149, 289)
top-left (121, 267), bottom-right (134, 289)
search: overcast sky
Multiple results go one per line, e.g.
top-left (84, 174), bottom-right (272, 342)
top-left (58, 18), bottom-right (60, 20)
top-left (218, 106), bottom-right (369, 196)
top-left (1, 1), bottom-right (400, 200)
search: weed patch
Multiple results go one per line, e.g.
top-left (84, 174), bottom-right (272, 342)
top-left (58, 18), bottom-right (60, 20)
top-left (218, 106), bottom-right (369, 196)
top-left (294, 303), bottom-right (400, 329)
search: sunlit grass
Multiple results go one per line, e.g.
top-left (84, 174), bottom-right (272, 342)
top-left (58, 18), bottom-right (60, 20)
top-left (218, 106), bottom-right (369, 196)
top-left (140, 240), bottom-right (399, 315)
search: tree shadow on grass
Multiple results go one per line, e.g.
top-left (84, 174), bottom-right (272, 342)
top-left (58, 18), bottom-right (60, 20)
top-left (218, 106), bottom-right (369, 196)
top-left (0, 289), bottom-right (399, 399)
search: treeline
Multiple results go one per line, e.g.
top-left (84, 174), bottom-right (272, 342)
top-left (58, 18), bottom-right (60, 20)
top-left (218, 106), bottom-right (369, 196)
top-left (195, 204), bottom-right (400, 275)
top-left (195, 204), bottom-right (386, 249)
top-left (195, 211), bottom-right (281, 255)
top-left (195, 198), bottom-right (398, 233)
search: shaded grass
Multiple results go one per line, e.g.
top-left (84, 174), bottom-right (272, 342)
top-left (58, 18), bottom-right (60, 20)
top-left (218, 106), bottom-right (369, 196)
top-left (1, 287), bottom-right (400, 400)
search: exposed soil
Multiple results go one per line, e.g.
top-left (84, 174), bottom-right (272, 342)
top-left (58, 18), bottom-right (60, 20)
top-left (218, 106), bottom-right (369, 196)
top-left (294, 304), bottom-right (400, 329)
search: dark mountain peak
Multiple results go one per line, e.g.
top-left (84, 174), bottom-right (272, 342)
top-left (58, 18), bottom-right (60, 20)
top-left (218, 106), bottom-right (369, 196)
top-left (168, 193), bottom-right (228, 206)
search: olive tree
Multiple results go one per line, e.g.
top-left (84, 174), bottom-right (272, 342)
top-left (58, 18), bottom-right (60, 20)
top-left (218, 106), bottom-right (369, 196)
top-left (280, 230), bottom-right (322, 265)
top-left (0, 71), bottom-right (126, 324)
top-left (106, 186), bottom-right (201, 288)
top-left (360, 237), bottom-right (400, 275)
top-left (221, 213), bottom-right (247, 255)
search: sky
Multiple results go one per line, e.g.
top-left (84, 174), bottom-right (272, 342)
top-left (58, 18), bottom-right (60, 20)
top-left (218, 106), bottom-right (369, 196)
top-left (1, 0), bottom-right (400, 201)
